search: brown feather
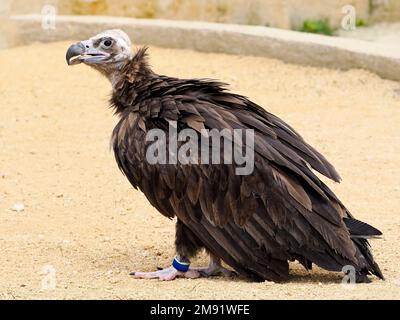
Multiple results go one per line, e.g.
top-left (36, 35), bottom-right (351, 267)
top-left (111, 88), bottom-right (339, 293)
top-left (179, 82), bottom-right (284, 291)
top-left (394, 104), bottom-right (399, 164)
top-left (108, 47), bottom-right (383, 282)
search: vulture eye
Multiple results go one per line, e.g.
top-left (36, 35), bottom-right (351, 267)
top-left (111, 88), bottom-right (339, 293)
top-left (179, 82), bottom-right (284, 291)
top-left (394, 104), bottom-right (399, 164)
top-left (103, 39), bottom-right (113, 48)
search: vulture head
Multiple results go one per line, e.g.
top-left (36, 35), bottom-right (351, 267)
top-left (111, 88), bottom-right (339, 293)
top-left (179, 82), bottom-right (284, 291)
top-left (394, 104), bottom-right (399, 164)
top-left (66, 29), bottom-right (133, 81)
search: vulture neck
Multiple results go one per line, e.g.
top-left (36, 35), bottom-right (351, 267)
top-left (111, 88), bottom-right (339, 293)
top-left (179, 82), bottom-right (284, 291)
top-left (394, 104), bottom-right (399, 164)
top-left (110, 47), bottom-right (155, 114)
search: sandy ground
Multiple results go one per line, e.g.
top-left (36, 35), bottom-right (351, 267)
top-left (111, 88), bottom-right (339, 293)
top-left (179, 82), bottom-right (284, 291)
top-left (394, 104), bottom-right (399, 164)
top-left (0, 41), bottom-right (399, 300)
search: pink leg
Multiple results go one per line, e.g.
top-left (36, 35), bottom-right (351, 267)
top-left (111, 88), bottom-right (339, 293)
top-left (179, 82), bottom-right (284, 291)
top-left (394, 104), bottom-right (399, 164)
top-left (131, 267), bottom-right (200, 281)
top-left (131, 254), bottom-right (235, 280)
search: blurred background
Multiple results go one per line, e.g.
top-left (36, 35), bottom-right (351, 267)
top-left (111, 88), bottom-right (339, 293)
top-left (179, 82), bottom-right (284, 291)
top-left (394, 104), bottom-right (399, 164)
top-left (1, 0), bottom-right (400, 48)
top-left (3, 0), bottom-right (400, 27)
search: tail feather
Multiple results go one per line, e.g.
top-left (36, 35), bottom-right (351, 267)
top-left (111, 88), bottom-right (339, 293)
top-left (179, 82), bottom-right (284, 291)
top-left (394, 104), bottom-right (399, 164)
top-left (344, 217), bottom-right (382, 239)
top-left (353, 237), bottom-right (384, 280)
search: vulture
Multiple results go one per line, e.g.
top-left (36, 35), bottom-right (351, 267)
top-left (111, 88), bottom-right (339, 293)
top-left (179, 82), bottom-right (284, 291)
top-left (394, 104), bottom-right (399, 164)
top-left (66, 29), bottom-right (384, 283)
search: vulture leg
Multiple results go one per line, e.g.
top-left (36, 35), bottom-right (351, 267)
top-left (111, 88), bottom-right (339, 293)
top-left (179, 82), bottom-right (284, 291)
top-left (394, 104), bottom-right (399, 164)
top-left (130, 220), bottom-right (204, 281)
top-left (192, 253), bottom-right (237, 278)
top-left (130, 266), bottom-right (200, 281)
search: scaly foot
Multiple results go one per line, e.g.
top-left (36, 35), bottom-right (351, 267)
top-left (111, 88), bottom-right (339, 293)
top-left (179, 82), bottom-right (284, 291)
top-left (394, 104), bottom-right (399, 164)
top-left (192, 257), bottom-right (237, 278)
top-left (130, 267), bottom-right (200, 281)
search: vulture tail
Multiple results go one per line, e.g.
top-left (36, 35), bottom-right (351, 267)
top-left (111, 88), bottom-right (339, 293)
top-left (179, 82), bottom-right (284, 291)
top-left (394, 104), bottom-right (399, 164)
top-left (342, 217), bottom-right (384, 282)
top-left (344, 217), bottom-right (382, 239)
top-left (353, 237), bottom-right (384, 282)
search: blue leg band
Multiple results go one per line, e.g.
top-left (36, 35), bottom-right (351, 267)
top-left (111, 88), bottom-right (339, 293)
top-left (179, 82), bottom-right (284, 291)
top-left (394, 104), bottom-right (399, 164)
top-left (172, 256), bottom-right (190, 272)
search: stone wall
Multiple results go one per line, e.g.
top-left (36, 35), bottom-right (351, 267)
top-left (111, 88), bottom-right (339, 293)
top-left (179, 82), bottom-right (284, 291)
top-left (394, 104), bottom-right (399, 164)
top-left (6, 0), bottom-right (400, 30)
top-left (287, 0), bottom-right (369, 29)
top-left (0, 0), bottom-right (13, 49)
top-left (8, 15), bottom-right (400, 82)
top-left (369, 0), bottom-right (400, 23)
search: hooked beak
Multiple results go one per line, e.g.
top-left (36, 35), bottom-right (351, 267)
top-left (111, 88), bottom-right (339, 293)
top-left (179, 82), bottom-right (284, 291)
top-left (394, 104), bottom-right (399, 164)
top-left (66, 42), bottom-right (85, 65)
top-left (66, 41), bottom-right (109, 66)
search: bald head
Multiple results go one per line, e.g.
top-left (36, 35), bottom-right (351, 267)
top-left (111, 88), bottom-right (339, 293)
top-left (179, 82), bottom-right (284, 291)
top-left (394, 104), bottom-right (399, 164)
top-left (66, 29), bottom-right (135, 85)
top-left (66, 29), bottom-right (133, 66)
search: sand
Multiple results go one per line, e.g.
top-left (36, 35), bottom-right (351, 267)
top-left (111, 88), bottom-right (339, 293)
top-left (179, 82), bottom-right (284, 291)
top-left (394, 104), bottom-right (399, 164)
top-left (0, 41), bottom-right (399, 300)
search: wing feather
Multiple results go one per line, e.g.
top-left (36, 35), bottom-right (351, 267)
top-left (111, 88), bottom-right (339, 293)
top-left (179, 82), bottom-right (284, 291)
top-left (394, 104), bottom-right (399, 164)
top-left (111, 75), bottom-right (382, 281)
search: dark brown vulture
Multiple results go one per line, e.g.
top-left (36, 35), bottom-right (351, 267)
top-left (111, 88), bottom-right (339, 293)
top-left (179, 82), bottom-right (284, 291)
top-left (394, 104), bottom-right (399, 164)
top-left (66, 29), bottom-right (383, 283)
